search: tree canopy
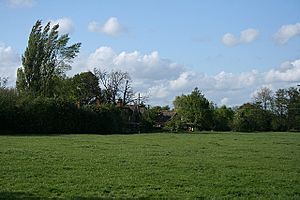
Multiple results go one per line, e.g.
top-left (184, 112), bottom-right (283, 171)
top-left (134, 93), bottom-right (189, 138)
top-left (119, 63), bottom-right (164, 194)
top-left (173, 88), bottom-right (213, 131)
top-left (71, 71), bottom-right (101, 106)
top-left (16, 20), bottom-right (81, 97)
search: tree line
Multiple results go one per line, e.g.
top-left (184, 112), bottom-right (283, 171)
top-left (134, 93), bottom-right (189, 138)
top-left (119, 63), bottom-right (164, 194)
top-left (163, 87), bottom-right (300, 132)
top-left (0, 20), bottom-right (299, 134)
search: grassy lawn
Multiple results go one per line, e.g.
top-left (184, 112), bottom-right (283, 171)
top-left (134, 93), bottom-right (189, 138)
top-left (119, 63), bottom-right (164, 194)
top-left (0, 132), bottom-right (299, 199)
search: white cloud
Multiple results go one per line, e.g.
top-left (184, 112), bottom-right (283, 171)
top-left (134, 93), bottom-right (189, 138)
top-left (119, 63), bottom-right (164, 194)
top-left (88, 17), bottom-right (124, 36)
top-left (265, 59), bottom-right (300, 82)
top-left (170, 71), bottom-right (195, 90)
top-left (50, 17), bottom-right (74, 34)
top-left (7, 0), bottom-right (35, 7)
top-left (102, 17), bottom-right (123, 36)
top-left (222, 28), bottom-right (259, 46)
top-left (274, 23), bottom-right (300, 44)
top-left (213, 70), bottom-right (258, 90)
top-left (222, 33), bottom-right (239, 46)
top-left (149, 84), bottom-right (170, 99)
top-left (240, 29), bottom-right (259, 43)
top-left (87, 47), bottom-right (184, 81)
top-left (220, 97), bottom-right (229, 106)
top-left (0, 43), bottom-right (21, 86)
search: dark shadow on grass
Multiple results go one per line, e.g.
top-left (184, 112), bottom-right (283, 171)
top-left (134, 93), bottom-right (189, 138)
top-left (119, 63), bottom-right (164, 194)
top-left (0, 132), bottom-right (68, 136)
top-left (0, 131), bottom-right (164, 137)
top-left (0, 192), bottom-right (157, 200)
top-left (72, 197), bottom-right (154, 200)
top-left (0, 191), bottom-right (42, 200)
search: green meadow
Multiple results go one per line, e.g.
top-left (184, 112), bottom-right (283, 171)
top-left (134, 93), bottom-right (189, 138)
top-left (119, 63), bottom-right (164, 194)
top-left (0, 132), bottom-right (299, 199)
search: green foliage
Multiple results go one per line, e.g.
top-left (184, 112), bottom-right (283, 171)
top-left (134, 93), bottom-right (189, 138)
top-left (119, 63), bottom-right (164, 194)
top-left (173, 88), bottom-right (213, 131)
top-left (165, 114), bottom-right (184, 132)
top-left (213, 105), bottom-right (234, 131)
top-left (272, 88), bottom-right (288, 131)
top-left (140, 106), bottom-right (161, 131)
top-left (71, 71), bottom-right (101, 106)
top-left (16, 20), bottom-right (81, 97)
top-left (0, 96), bottom-right (128, 134)
top-left (286, 87), bottom-right (300, 131)
top-left (233, 103), bottom-right (272, 132)
top-left (0, 133), bottom-right (299, 199)
top-left (15, 97), bottom-right (79, 133)
top-left (0, 88), bottom-right (19, 132)
top-left (84, 104), bottom-right (127, 134)
top-left (270, 87), bottom-right (300, 131)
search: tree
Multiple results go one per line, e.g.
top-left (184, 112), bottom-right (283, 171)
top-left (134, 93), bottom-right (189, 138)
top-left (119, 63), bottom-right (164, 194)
top-left (173, 88), bottom-right (213, 131)
top-left (94, 69), bottom-right (133, 105)
top-left (233, 103), bottom-right (272, 132)
top-left (274, 89), bottom-right (288, 116)
top-left (71, 71), bottom-right (101, 106)
top-left (213, 105), bottom-right (234, 131)
top-left (16, 20), bottom-right (81, 97)
top-left (253, 87), bottom-right (273, 110)
top-left (286, 87), bottom-right (300, 131)
top-left (122, 79), bottom-right (134, 105)
top-left (271, 87), bottom-right (300, 131)
top-left (272, 88), bottom-right (288, 131)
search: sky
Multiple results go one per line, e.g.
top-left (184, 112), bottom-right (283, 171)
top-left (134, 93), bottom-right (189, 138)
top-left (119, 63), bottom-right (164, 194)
top-left (0, 0), bottom-right (300, 106)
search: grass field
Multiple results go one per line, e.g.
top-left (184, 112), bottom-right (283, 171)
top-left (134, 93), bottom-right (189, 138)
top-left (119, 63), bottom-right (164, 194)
top-left (0, 132), bottom-right (299, 199)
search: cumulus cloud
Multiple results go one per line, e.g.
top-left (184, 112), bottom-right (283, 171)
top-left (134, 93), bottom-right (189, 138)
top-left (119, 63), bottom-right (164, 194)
top-left (87, 47), bottom-right (184, 81)
top-left (170, 71), bottom-right (195, 90)
top-left (88, 17), bottom-right (125, 36)
top-left (265, 59), bottom-right (300, 82)
top-left (274, 23), bottom-right (300, 44)
top-left (240, 29), bottom-right (259, 43)
top-left (50, 17), bottom-right (74, 34)
top-left (0, 43), bottom-right (21, 86)
top-left (222, 33), bottom-right (239, 46)
top-left (222, 28), bottom-right (259, 46)
top-left (7, 0), bottom-right (35, 7)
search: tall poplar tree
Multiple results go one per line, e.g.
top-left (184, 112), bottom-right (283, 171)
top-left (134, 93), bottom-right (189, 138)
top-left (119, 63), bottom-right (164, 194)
top-left (16, 20), bottom-right (81, 97)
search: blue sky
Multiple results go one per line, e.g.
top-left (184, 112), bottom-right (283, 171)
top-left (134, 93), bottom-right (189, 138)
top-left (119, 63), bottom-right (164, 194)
top-left (0, 0), bottom-right (300, 106)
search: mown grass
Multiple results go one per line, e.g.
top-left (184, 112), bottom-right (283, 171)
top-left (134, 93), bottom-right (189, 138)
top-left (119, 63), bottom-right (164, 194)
top-left (0, 132), bottom-right (299, 199)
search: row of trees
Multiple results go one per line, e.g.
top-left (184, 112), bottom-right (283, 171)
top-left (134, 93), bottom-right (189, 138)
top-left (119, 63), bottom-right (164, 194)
top-left (163, 87), bottom-right (300, 132)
